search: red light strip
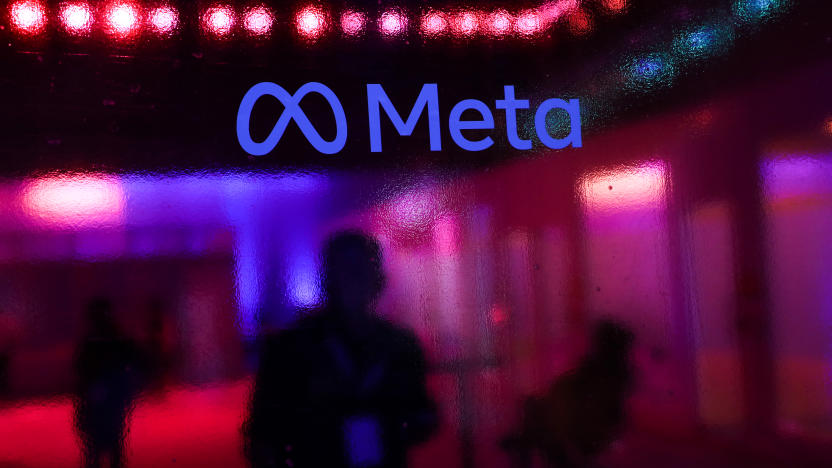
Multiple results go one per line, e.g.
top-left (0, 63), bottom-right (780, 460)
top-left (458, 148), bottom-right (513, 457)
top-left (5, 0), bottom-right (623, 44)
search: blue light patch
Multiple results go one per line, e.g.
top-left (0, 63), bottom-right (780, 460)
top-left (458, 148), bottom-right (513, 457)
top-left (732, 0), bottom-right (789, 24)
top-left (624, 53), bottom-right (677, 93)
top-left (672, 22), bottom-right (735, 61)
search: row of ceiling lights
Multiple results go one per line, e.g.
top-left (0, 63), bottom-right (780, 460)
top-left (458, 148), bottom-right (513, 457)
top-left (6, 0), bottom-right (628, 42)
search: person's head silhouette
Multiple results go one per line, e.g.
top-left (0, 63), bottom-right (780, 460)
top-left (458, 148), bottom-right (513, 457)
top-left (321, 231), bottom-right (385, 322)
top-left (590, 320), bottom-right (634, 370)
top-left (85, 297), bottom-right (117, 338)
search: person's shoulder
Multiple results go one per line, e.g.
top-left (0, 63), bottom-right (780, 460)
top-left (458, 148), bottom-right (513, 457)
top-left (371, 317), bottom-right (423, 353)
top-left (261, 313), bottom-right (327, 348)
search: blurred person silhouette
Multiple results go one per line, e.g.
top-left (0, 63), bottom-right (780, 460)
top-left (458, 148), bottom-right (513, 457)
top-left (144, 298), bottom-right (176, 393)
top-left (504, 320), bottom-right (635, 468)
top-left (74, 298), bottom-right (142, 468)
top-left (246, 231), bottom-right (438, 468)
top-left (0, 308), bottom-right (21, 398)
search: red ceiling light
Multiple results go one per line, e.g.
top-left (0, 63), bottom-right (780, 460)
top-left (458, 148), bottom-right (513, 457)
top-left (420, 10), bottom-right (447, 37)
top-left (378, 8), bottom-right (407, 37)
top-left (296, 5), bottom-right (327, 39)
top-left (450, 10), bottom-right (480, 37)
top-left (104, 2), bottom-right (141, 38)
top-left (9, 1), bottom-right (47, 35)
top-left (486, 9), bottom-right (513, 37)
top-left (60, 2), bottom-right (93, 35)
top-left (567, 9), bottom-right (593, 35)
top-left (4, 1), bottom-right (629, 48)
top-left (148, 5), bottom-right (177, 35)
top-left (203, 5), bottom-right (235, 37)
top-left (514, 9), bottom-right (542, 36)
top-left (243, 5), bottom-right (274, 36)
top-left (602, 0), bottom-right (629, 14)
top-left (340, 9), bottom-right (366, 36)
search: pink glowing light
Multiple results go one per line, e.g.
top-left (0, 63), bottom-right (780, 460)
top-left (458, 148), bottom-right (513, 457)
top-left (434, 216), bottom-right (460, 256)
top-left (60, 2), bottom-right (93, 34)
top-left (515, 10), bottom-right (542, 36)
top-left (386, 188), bottom-right (438, 233)
top-left (104, 2), bottom-right (140, 38)
top-left (148, 5), bottom-right (177, 34)
top-left (539, 0), bottom-right (579, 24)
top-left (21, 175), bottom-right (125, 227)
top-left (296, 5), bottom-right (327, 39)
top-left (10, 1), bottom-right (46, 34)
top-left (482, 10), bottom-right (514, 37)
top-left (340, 10), bottom-right (366, 36)
top-left (486, 10), bottom-right (513, 37)
top-left (490, 304), bottom-right (508, 324)
top-left (580, 163), bottom-right (668, 213)
top-left (243, 6), bottom-right (273, 36)
top-left (203, 5), bottom-right (235, 37)
top-left (420, 10), bottom-right (447, 37)
top-left (451, 10), bottom-right (479, 37)
top-left (378, 8), bottom-right (408, 37)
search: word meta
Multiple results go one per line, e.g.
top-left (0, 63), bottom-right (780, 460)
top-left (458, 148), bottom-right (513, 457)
top-left (237, 82), bottom-right (581, 155)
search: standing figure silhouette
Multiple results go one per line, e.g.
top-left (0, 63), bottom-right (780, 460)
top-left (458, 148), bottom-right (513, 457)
top-left (74, 298), bottom-right (142, 468)
top-left (246, 231), bottom-right (438, 468)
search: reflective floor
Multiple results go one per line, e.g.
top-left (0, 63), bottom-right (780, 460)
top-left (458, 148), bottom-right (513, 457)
top-left (3, 381), bottom-right (832, 468)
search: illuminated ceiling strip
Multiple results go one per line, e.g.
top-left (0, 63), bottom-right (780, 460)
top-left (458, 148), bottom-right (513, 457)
top-left (5, 0), bottom-right (627, 44)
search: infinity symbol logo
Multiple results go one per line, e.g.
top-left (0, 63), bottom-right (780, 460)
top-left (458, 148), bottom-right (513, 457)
top-left (237, 82), bottom-right (348, 155)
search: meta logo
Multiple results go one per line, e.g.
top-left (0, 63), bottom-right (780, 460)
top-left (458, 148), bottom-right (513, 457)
top-left (237, 82), bottom-right (582, 156)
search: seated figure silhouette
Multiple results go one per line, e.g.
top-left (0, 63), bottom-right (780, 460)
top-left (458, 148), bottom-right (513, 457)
top-left (74, 298), bottom-right (142, 468)
top-left (506, 321), bottom-right (634, 468)
top-left (246, 231), bottom-right (438, 468)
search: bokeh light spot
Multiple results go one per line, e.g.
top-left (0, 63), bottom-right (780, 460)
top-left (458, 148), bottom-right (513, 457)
top-left (148, 5), bottom-right (178, 35)
top-left (486, 10), bottom-right (512, 37)
top-left (203, 5), bottom-right (235, 37)
top-left (379, 8), bottom-right (408, 38)
top-left (104, 2), bottom-right (140, 38)
top-left (243, 6), bottom-right (274, 36)
top-left (515, 10), bottom-right (542, 37)
top-left (340, 9), bottom-right (366, 36)
top-left (420, 10), bottom-right (447, 37)
top-left (296, 5), bottom-right (327, 40)
top-left (10, 1), bottom-right (47, 34)
top-left (60, 2), bottom-right (93, 35)
top-left (451, 10), bottom-right (479, 37)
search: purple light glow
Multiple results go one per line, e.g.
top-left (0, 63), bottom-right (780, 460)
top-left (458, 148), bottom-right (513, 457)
top-left (287, 250), bottom-right (321, 308)
top-left (762, 155), bottom-right (832, 200)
